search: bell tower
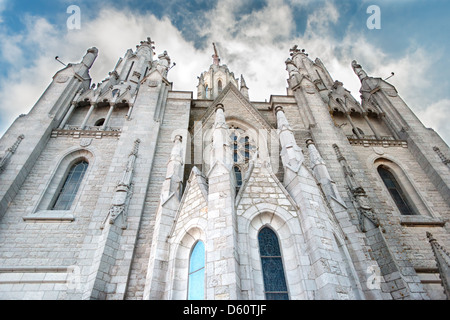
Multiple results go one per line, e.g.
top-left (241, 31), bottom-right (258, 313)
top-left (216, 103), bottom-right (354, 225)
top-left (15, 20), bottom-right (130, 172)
top-left (197, 43), bottom-right (239, 100)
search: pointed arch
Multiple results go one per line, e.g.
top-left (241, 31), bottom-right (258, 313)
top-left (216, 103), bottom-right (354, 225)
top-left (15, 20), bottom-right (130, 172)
top-left (205, 84), bottom-right (209, 99)
top-left (34, 149), bottom-right (94, 214)
top-left (239, 207), bottom-right (308, 300)
top-left (258, 226), bottom-right (289, 300)
top-left (377, 165), bottom-right (415, 215)
top-left (373, 158), bottom-right (434, 217)
top-left (168, 225), bottom-right (206, 300)
top-left (52, 160), bottom-right (89, 211)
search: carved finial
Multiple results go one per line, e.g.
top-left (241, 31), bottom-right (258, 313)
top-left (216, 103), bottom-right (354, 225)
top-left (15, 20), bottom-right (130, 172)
top-left (290, 45), bottom-right (308, 57)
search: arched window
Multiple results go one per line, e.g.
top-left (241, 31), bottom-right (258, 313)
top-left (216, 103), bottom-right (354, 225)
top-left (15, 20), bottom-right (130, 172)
top-left (230, 128), bottom-right (255, 165)
top-left (52, 160), bottom-right (88, 211)
top-left (377, 166), bottom-right (415, 215)
top-left (94, 118), bottom-right (105, 127)
top-left (205, 85), bottom-right (209, 99)
top-left (258, 227), bottom-right (289, 300)
top-left (234, 166), bottom-right (242, 188)
top-left (188, 241), bottom-right (205, 300)
top-left (352, 127), bottom-right (364, 136)
top-left (244, 136), bottom-right (250, 163)
top-left (218, 80), bottom-right (223, 93)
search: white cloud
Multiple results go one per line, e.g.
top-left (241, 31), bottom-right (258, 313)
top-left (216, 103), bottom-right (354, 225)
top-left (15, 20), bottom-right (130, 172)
top-left (417, 99), bottom-right (450, 145)
top-left (0, 0), bottom-right (7, 23)
top-left (0, 0), bottom-right (447, 145)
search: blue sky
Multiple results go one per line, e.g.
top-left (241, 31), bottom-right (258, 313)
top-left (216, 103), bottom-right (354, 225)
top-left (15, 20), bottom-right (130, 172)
top-left (0, 0), bottom-right (449, 144)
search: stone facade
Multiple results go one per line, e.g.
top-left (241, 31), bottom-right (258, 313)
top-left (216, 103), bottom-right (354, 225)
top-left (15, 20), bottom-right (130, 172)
top-left (0, 38), bottom-right (449, 300)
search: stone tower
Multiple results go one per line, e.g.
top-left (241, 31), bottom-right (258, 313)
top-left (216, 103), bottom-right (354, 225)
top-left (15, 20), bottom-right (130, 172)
top-left (0, 38), bottom-right (448, 300)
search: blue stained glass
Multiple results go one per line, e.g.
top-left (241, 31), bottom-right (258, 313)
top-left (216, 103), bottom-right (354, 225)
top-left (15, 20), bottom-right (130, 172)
top-left (258, 227), bottom-right (282, 256)
top-left (378, 166), bottom-right (414, 215)
top-left (234, 166), bottom-right (242, 187)
top-left (258, 227), bottom-right (289, 300)
top-left (52, 161), bottom-right (88, 211)
top-left (188, 241), bottom-right (205, 300)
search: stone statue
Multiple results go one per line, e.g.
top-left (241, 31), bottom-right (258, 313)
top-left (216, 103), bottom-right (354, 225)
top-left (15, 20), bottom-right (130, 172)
top-left (352, 60), bottom-right (368, 81)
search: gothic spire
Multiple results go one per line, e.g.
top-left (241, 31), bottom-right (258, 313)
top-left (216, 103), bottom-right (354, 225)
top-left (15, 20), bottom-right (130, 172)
top-left (275, 106), bottom-right (304, 171)
top-left (240, 74), bottom-right (249, 100)
top-left (212, 43), bottom-right (220, 66)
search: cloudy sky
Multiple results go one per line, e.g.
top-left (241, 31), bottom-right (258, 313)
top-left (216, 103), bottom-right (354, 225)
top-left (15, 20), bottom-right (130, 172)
top-left (0, 0), bottom-right (449, 144)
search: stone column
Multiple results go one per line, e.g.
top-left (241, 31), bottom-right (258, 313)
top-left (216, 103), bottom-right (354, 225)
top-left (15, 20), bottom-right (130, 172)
top-left (59, 89), bottom-right (83, 129)
top-left (126, 105), bottom-right (133, 119)
top-left (363, 113), bottom-right (382, 140)
top-left (59, 103), bottom-right (77, 129)
top-left (380, 114), bottom-right (400, 140)
top-left (81, 103), bottom-right (96, 130)
top-left (102, 104), bottom-right (115, 131)
top-left (345, 112), bottom-right (363, 139)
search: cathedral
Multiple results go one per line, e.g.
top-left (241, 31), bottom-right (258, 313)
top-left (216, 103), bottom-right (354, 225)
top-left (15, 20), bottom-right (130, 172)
top-left (0, 37), bottom-right (449, 300)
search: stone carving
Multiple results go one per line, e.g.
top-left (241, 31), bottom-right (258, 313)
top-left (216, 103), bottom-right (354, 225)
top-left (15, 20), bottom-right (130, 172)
top-left (156, 51), bottom-right (171, 78)
top-left (161, 135), bottom-right (184, 203)
top-left (210, 104), bottom-right (232, 169)
top-left (80, 138), bottom-right (92, 147)
top-left (101, 138), bottom-right (141, 229)
top-left (333, 144), bottom-right (379, 232)
top-left (351, 60), bottom-right (368, 82)
top-left (306, 139), bottom-right (339, 201)
top-left (276, 106), bottom-right (304, 172)
top-left (289, 45), bottom-right (308, 57)
top-left (0, 134), bottom-right (25, 173)
top-left (433, 146), bottom-right (450, 166)
top-left (56, 75), bottom-right (69, 83)
top-left (385, 89), bottom-right (398, 97)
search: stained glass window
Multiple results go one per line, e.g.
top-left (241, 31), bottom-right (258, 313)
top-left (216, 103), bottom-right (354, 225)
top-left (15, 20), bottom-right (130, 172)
top-left (234, 166), bottom-right (242, 187)
top-left (258, 227), bottom-right (289, 300)
top-left (378, 166), bottom-right (414, 215)
top-left (229, 128), bottom-right (255, 165)
top-left (52, 160), bottom-right (88, 211)
top-left (188, 241), bottom-right (205, 300)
